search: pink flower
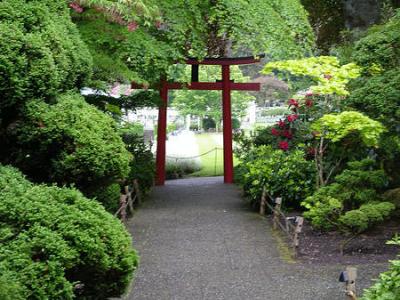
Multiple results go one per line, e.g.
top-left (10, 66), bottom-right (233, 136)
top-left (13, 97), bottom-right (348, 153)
top-left (324, 74), bottom-right (332, 80)
top-left (111, 84), bottom-right (120, 96)
top-left (155, 20), bottom-right (163, 29)
top-left (287, 114), bottom-right (299, 122)
top-left (278, 120), bottom-right (285, 128)
top-left (305, 91), bottom-right (313, 97)
top-left (288, 98), bottom-right (299, 107)
top-left (127, 21), bottom-right (139, 32)
top-left (279, 141), bottom-right (289, 151)
top-left (271, 128), bottom-right (280, 136)
top-left (69, 2), bottom-right (83, 13)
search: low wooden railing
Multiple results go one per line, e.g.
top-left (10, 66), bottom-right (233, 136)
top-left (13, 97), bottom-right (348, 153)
top-left (259, 186), bottom-right (304, 257)
top-left (114, 179), bottom-right (142, 223)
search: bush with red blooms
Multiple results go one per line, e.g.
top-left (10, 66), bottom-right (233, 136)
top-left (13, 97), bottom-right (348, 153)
top-left (269, 93), bottom-right (315, 151)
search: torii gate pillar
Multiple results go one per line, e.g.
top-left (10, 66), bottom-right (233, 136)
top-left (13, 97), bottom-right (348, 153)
top-left (156, 79), bottom-right (168, 186)
top-left (221, 65), bottom-right (234, 183)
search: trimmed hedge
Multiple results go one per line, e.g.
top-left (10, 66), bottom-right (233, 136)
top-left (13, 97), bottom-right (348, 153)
top-left (0, 165), bottom-right (138, 299)
top-left (9, 93), bottom-right (131, 189)
top-left (0, 0), bottom-right (92, 115)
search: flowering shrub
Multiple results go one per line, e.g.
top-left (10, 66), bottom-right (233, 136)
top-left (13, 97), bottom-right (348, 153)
top-left (236, 146), bottom-right (316, 209)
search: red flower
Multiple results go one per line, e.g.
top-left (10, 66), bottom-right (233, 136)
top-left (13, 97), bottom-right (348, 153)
top-left (287, 114), bottom-right (299, 122)
top-left (305, 99), bottom-right (313, 107)
top-left (127, 21), bottom-right (139, 32)
top-left (283, 130), bottom-right (293, 139)
top-left (305, 91), bottom-right (313, 97)
top-left (288, 98), bottom-right (299, 107)
top-left (271, 128), bottom-right (280, 136)
top-left (278, 119), bottom-right (285, 128)
top-left (307, 147), bottom-right (316, 156)
top-left (279, 141), bottom-right (289, 151)
top-left (69, 2), bottom-right (83, 13)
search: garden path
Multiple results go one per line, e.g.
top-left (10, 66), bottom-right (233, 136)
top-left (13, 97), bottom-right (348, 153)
top-left (125, 177), bottom-right (386, 300)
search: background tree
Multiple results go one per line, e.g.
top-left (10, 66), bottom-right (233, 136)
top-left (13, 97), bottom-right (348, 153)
top-left (171, 65), bottom-right (255, 131)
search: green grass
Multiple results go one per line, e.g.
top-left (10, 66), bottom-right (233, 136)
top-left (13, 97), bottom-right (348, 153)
top-left (190, 133), bottom-right (238, 177)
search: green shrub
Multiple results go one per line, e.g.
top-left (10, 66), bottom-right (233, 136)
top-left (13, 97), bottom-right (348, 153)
top-left (0, 270), bottom-right (24, 300)
top-left (0, 0), bottom-right (92, 115)
top-left (236, 145), bottom-right (316, 209)
top-left (362, 238), bottom-right (400, 300)
top-left (87, 183), bottom-right (121, 213)
top-left (203, 118), bottom-right (216, 131)
top-left (351, 10), bottom-right (400, 73)
top-left (120, 126), bottom-right (155, 194)
top-left (0, 165), bottom-right (138, 299)
top-left (9, 93), bottom-right (131, 189)
top-left (302, 159), bottom-right (394, 233)
top-left (166, 159), bottom-right (201, 179)
top-left (346, 69), bottom-right (400, 132)
top-left (339, 202), bottom-right (395, 233)
top-left (383, 188), bottom-right (400, 209)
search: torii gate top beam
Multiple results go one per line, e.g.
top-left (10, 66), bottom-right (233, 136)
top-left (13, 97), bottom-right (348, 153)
top-left (185, 54), bottom-right (265, 65)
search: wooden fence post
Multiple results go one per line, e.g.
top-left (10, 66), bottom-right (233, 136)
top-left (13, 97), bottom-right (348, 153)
top-left (124, 185), bottom-right (134, 215)
top-left (259, 186), bottom-right (267, 215)
top-left (273, 197), bottom-right (282, 230)
top-left (119, 194), bottom-right (127, 223)
top-left (293, 217), bottom-right (304, 256)
top-left (345, 267), bottom-right (357, 300)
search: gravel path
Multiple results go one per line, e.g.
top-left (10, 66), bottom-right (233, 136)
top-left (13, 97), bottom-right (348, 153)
top-left (124, 177), bottom-right (388, 300)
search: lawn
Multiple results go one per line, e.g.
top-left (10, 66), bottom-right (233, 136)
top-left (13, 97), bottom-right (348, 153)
top-left (190, 133), bottom-right (238, 177)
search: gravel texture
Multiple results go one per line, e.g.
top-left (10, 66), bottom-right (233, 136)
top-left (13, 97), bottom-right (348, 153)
top-left (123, 177), bottom-right (389, 300)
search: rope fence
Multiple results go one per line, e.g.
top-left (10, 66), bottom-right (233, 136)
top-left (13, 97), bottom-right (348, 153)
top-left (166, 147), bottom-right (224, 176)
top-left (166, 147), bottom-right (224, 160)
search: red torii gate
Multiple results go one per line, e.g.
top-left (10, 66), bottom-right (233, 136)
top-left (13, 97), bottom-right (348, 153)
top-left (132, 55), bottom-right (262, 185)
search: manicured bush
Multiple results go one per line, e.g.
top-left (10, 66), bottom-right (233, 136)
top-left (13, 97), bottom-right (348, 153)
top-left (236, 145), bottom-right (316, 209)
top-left (0, 165), bottom-right (138, 299)
top-left (0, 0), bottom-right (92, 116)
top-left (0, 270), bottom-right (24, 300)
top-left (302, 159), bottom-right (395, 233)
top-left (8, 93), bottom-right (131, 189)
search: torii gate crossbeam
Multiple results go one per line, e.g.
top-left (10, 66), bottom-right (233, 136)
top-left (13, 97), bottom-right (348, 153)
top-left (132, 55), bottom-right (263, 186)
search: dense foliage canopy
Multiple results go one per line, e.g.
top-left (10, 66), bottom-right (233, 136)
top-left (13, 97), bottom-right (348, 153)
top-left (72, 0), bottom-right (315, 86)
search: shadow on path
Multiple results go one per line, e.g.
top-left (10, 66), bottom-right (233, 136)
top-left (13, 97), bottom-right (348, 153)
top-left (125, 177), bottom-right (386, 300)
